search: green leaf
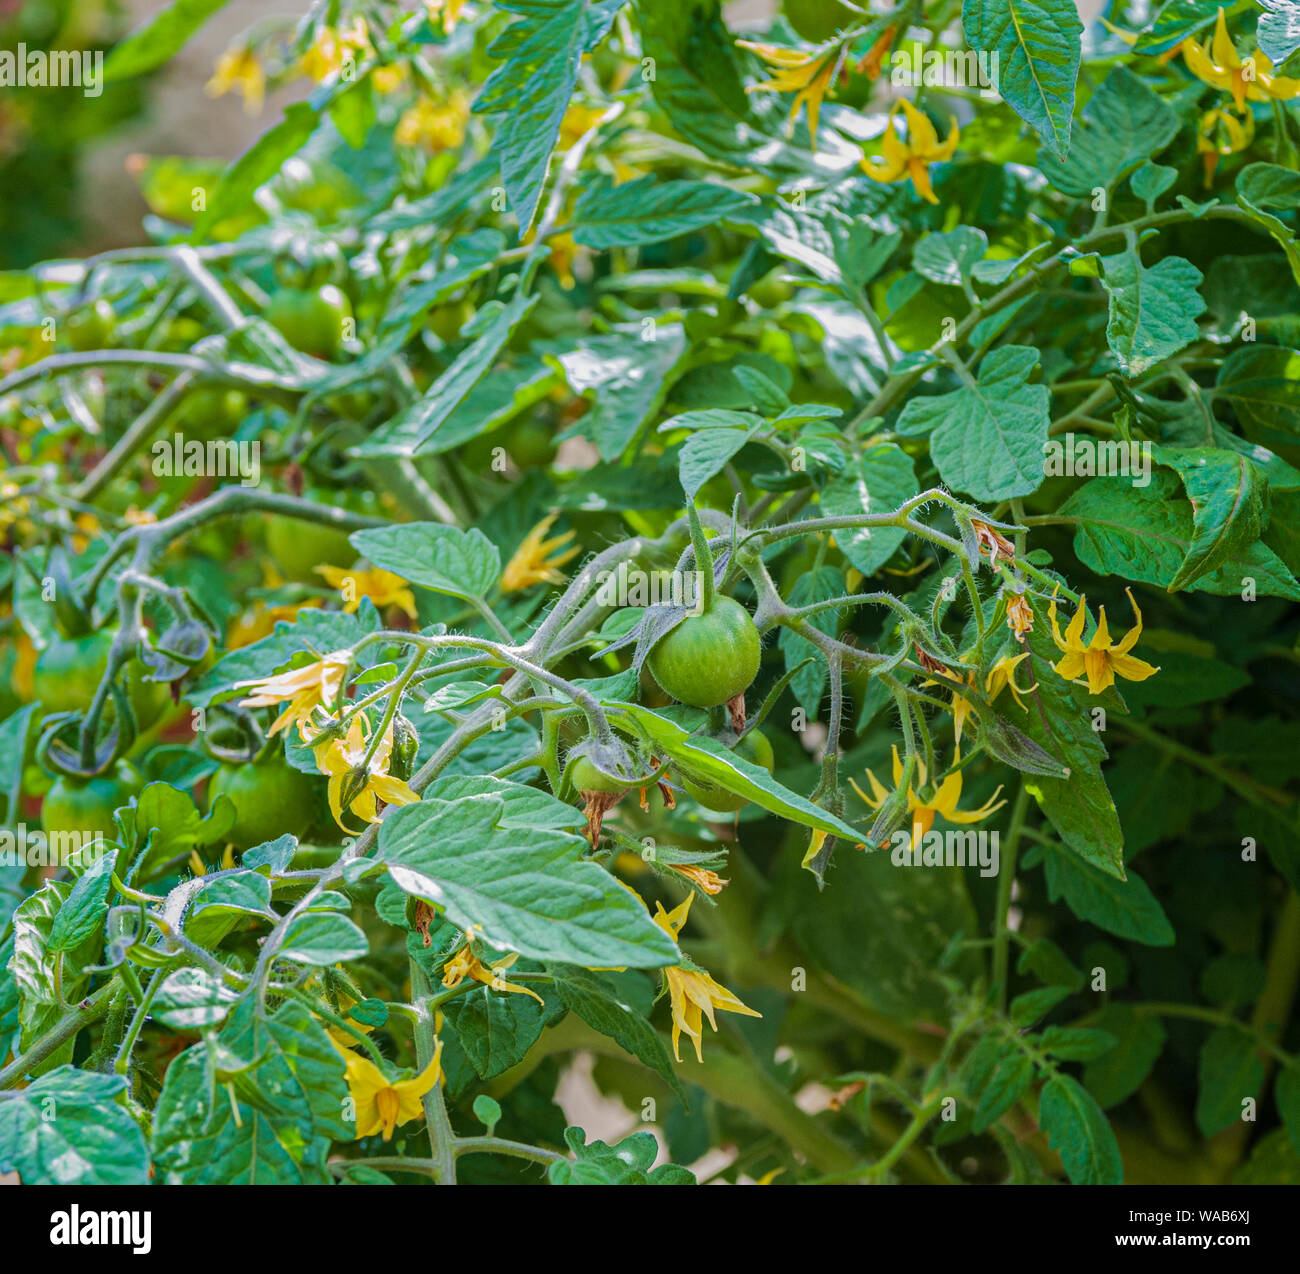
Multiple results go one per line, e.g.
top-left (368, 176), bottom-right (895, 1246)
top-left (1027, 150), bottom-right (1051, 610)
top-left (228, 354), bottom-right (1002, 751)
top-left (678, 427), bottom-right (757, 498)
top-left (1060, 471), bottom-right (1300, 600)
top-left (278, 912), bottom-right (368, 966)
top-left (549, 1126), bottom-right (696, 1184)
top-left (1041, 844), bottom-right (1176, 945)
top-left (443, 978), bottom-right (565, 1080)
top-left (1235, 163), bottom-right (1300, 287)
top-left (1276, 1065), bottom-right (1300, 1157)
top-left (351, 523), bottom-right (501, 603)
top-left (972, 1046), bottom-right (1036, 1131)
top-left (549, 325), bottom-right (689, 461)
top-left (1214, 345), bottom-right (1300, 446)
top-left (1133, 0), bottom-right (1221, 54)
top-left (1130, 162), bottom-right (1177, 211)
top-left (1153, 446), bottom-right (1269, 591)
top-left (895, 346), bottom-right (1049, 501)
top-left (104, 0), bottom-right (231, 81)
top-left (191, 102), bottom-right (319, 242)
top-left (1010, 984), bottom-right (1072, 1026)
top-left (1195, 1025), bottom-right (1264, 1137)
top-left (819, 443), bottom-right (918, 576)
top-left (962, 0), bottom-right (1083, 158)
top-left (0, 1067), bottom-right (149, 1184)
top-left (47, 848), bottom-right (117, 953)
top-left (475, 0), bottom-right (626, 234)
top-left (1038, 66), bottom-right (1178, 196)
top-left (912, 228), bottom-right (988, 287)
top-left (551, 966), bottom-right (685, 1100)
top-left (609, 702), bottom-right (867, 844)
top-left (1083, 1004), bottom-right (1166, 1108)
top-left (1097, 249), bottom-right (1204, 377)
top-left (1257, 0), bottom-right (1300, 65)
top-left (133, 781), bottom-right (235, 878)
top-left (1038, 1073), bottom-right (1123, 1184)
top-left (1037, 1026), bottom-right (1118, 1062)
top-left (573, 174), bottom-right (759, 248)
top-left (778, 566), bottom-right (844, 716)
top-left (152, 998), bottom-right (349, 1184)
top-left (150, 968), bottom-right (241, 1031)
top-left (405, 290), bottom-right (542, 448)
top-left (378, 797), bottom-right (679, 968)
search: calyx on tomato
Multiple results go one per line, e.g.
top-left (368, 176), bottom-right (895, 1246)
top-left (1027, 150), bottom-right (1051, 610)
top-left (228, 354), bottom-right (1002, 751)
top-left (645, 595), bottom-right (761, 709)
top-left (680, 728), bottom-right (775, 813)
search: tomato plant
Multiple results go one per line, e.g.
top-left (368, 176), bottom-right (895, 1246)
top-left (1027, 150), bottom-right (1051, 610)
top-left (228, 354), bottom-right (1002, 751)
top-left (1, 0), bottom-right (1299, 1200)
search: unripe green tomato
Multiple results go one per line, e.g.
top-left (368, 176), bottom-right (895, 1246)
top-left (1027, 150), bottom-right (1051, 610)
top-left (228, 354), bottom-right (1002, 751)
top-left (264, 507), bottom-right (358, 582)
top-left (646, 596), bottom-right (762, 708)
top-left (180, 387), bottom-right (247, 440)
top-left (33, 631), bottom-right (171, 728)
top-left (428, 300), bottom-right (474, 343)
top-left (265, 285), bottom-right (352, 359)
top-left (569, 754), bottom-right (631, 795)
top-left (41, 762), bottom-right (141, 842)
top-left (506, 418), bottom-right (557, 468)
top-left (207, 755), bottom-right (320, 850)
top-left (782, 0), bottom-right (859, 41)
top-left (66, 300), bottom-right (116, 352)
top-left (748, 274), bottom-right (795, 309)
top-left (680, 729), bottom-right (775, 812)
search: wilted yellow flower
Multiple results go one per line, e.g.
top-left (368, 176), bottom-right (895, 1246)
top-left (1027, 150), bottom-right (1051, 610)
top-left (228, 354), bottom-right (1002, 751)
top-left (1197, 104), bottom-right (1255, 185)
top-left (972, 519), bottom-right (1016, 568)
top-left (852, 745), bottom-right (1006, 852)
top-left (1049, 588), bottom-right (1159, 696)
top-left (301, 18), bottom-right (372, 83)
top-left (205, 45), bottom-right (266, 115)
top-left (985, 651), bottom-right (1030, 709)
top-left (736, 40), bottom-right (841, 149)
top-left (424, 0), bottom-right (468, 34)
top-left (861, 99), bottom-right (959, 204)
top-left (395, 89), bottom-right (471, 150)
top-left (312, 717), bottom-right (419, 831)
top-left (337, 1041), bottom-right (443, 1140)
top-left (315, 564), bottom-right (417, 619)
top-left (235, 649), bottom-right (350, 736)
top-left (665, 862), bottom-right (728, 895)
top-left (442, 944), bottom-right (543, 1004)
top-left (1183, 9), bottom-right (1300, 107)
top-left (1005, 593), bottom-right (1034, 639)
top-left (123, 505), bottom-right (157, 526)
top-left (501, 513), bottom-right (579, 591)
top-left (652, 894), bottom-right (760, 1062)
top-left (858, 25), bottom-right (896, 79)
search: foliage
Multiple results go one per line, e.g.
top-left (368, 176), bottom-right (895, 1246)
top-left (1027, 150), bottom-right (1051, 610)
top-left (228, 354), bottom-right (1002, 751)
top-left (1, 0), bottom-right (1299, 1187)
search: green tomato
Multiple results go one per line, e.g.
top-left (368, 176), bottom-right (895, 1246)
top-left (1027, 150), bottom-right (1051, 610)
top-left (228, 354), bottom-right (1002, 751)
top-left (264, 508), bottom-right (358, 583)
top-left (428, 299), bottom-right (474, 343)
top-left (505, 418), bottom-right (557, 468)
top-left (781, 0), bottom-right (859, 42)
top-left (680, 729), bottom-right (775, 812)
top-left (646, 596), bottom-right (762, 708)
top-left (265, 285), bottom-right (352, 359)
top-left (33, 631), bottom-right (171, 728)
top-left (568, 754), bottom-right (631, 795)
top-left (207, 755), bottom-right (320, 850)
top-left (41, 762), bottom-right (141, 843)
top-left (180, 387), bottom-right (248, 439)
top-left (65, 300), bottom-right (116, 352)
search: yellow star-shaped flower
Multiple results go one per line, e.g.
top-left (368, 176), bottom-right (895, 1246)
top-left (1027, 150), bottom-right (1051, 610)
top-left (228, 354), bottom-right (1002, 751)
top-left (1048, 588), bottom-right (1160, 696)
top-left (336, 1041), bottom-right (443, 1140)
top-left (736, 40), bottom-right (843, 150)
top-left (860, 99), bottom-right (959, 205)
top-left (311, 717), bottom-right (419, 832)
top-left (1183, 8), bottom-right (1300, 108)
top-left (315, 565), bottom-right (417, 619)
top-left (501, 513), bottom-right (579, 592)
top-left (235, 650), bottom-right (351, 737)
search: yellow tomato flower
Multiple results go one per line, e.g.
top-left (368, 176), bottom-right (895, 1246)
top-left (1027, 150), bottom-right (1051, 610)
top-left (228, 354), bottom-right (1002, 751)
top-left (852, 745), bottom-right (1006, 852)
top-left (395, 89), bottom-right (471, 150)
top-left (736, 40), bottom-right (842, 149)
top-left (424, 0), bottom-right (468, 34)
top-left (1183, 9), bottom-right (1300, 107)
top-left (985, 651), bottom-right (1030, 709)
top-left (337, 1041), bottom-right (444, 1140)
top-left (652, 894), bottom-right (760, 1063)
top-left (861, 99), bottom-right (959, 205)
top-left (972, 519), bottom-right (1016, 568)
top-left (559, 101), bottom-right (608, 149)
top-left (228, 599), bottom-right (321, 650)
top-left (371, 63), bottom-right (408, 95)
top-left (315, 564), bottom-right (418, 619)
top-left (441, 944), bottom-right (544, 1004)
top-left (1197, 104), bottom-right (1255, 186)
top-left (327, 992), bottom-right (377, 1050)
top-left (301, 18), bottom-right (372, 83)
top-left (501, 513), bottom-right (580, 591)
top-left (235, 649), bottom-right (350, 737)
top-left (205, 45), bottom-right (266, 115)
top-left (312, 717), bottom-right (419, 831)
top-left (1049, 588), bottom-right (1160, 695)
top-left (70, 512), bottom-right (100, 554)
